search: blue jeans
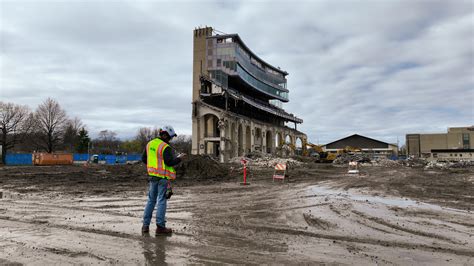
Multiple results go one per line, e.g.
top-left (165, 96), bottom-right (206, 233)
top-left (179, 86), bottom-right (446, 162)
top-left (143, 178), bottom-right (168, 227)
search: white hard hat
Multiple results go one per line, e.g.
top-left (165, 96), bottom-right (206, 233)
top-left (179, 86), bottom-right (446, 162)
top-left (160, 125), bottom-right (177, 138)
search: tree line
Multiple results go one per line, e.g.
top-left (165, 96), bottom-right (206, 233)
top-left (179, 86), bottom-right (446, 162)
top-left (0, 98), bottom-right (191, 164)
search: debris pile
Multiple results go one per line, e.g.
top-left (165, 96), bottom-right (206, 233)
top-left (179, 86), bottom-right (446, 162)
top-left (251, 157), bottom-right (302, 168)
top-left (332, 153), bottom-right (371, 165)
top-left (175, 155), bottom-right (229, 180)
top-left (424, 160), bottom-right (474, 169)
top-left (399, 158), bottom-right (427, 168)
top-left (370, 158), bottom-right (400, 167)
top-left (333, 154), bottom-right (402, 167)
top-left (229, 152), bottom-right (303, 168)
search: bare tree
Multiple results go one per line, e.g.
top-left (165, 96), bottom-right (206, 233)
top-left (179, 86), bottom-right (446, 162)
top-left (135, 127), bottom-right (159, 149)
top-left (170, 135), bottom-right (192, 154)
top-left (63, 117), bottom-right (84, 152)
top-left (34, 98), bottom-right (68, 153)
top-left (98, 130), bottom-right (117, 142)
top-left (93, 130), bottom-right (120, 154)
top-left (0, 102), bottom-right (34, 163)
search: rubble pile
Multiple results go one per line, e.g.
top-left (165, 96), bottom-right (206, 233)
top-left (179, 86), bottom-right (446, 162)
top-left (371, 158), bottom-right (400, 167)
top-left (175, 155), bottom-right (229, 180)
top-left (424, 160), bottom-right (474, 169)
top-left (229, 152), bottom-right (303, 168)
top-left (251, 157), bottom-right (303, 168)
top-left (332, 153), bottom-right (371, 165)
top-left (399, 158), bottom-right (427, 168)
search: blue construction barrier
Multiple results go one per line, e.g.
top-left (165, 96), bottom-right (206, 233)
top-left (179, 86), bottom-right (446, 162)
top-left (127, 154), bottom-right (141, 161)
top-left (116, 155), bottom-right (127, 164)
top-left (73, 153), bottom-right (90, 161)
top-left (4, 153), bottom-right (142, 166)
top-left (5, 154), bottom-right (33, 165)
top-left (105, 155), bottom-right (116, 165)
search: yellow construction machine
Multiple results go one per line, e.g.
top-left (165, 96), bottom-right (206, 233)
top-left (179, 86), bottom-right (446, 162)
top-left (305, 142), bottom-right (337, 163)
top-left (343, 146), bottom-right (361, 153)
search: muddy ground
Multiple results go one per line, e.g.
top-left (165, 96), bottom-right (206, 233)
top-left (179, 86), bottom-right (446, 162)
top-left (0, 161), bottom-right (473, 264)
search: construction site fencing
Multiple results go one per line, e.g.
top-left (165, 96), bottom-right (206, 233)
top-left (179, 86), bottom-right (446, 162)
top-left (5, 154), bottom-right (33, 165)
top-left (73, 154), bottom-right (90, 161)
top-left (3, 153), bottom-right (141, 165)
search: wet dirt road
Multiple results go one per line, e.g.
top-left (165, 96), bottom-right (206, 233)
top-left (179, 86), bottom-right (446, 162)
top-left (0, 165), bottom-right (473, 264)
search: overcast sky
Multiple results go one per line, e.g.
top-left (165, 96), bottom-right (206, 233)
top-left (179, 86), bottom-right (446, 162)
top-left (1, 0), bottom-right (473, 145)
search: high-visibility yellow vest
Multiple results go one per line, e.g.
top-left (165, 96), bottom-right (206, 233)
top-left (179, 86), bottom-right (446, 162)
top-left (146, 138), bottom-right (176, 180)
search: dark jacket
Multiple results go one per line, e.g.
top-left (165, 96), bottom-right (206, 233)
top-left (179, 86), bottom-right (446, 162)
top-left (142, 139), bottom-right (181, 167)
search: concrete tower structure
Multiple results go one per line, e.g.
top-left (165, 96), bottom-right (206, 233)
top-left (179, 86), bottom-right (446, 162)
top-left (191, 27), bottom-right (306, 162)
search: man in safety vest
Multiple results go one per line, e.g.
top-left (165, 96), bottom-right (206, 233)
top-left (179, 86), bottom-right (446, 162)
top-left (141, 125), bottom-right (185, 235)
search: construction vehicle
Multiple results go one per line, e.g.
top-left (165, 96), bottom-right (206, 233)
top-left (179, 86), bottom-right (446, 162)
top-left (343, 146), bottom-right (362, 153)
top-left (305, 142), bottom-right (338, 163)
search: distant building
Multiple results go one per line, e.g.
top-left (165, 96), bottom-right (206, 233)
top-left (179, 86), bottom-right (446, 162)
top-left (321, 134), bottom-right (398, 158)
top-left (406, 126), bottom-right (474, 160)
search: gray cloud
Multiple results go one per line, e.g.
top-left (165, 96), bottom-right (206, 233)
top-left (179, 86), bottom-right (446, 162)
top-left (1, 0), bottom-right (472, 144)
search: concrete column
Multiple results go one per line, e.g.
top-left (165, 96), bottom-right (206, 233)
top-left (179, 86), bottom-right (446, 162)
top-left (250, 121), bottom-right (255, 152)
top-left (232, 121), bottom-right (238, 158)
top-left (271, 130), bottom-right (276, 154)
top-left (199, 117), bottom-right (205, 154)
top-left (242, 123), bottom-right (247, 155)
top-left (290, 133), bottom-right (295, 156)
top-left (191, 117), bottom-right (199, 155)
top-left (219, 124), bottom-right (226, 163)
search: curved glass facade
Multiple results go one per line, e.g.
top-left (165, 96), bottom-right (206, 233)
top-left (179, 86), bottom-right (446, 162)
top-left (214, 43), bottom-right (288, 91)
top-left (235, 46), bottom-right (287, 90)
top-left (236, 64), bottom-right (288, 101)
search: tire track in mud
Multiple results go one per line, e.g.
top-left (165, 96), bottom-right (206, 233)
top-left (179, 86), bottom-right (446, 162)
top-left (0, 222), bottom-right (192, 264)
top-left (5, 201), bottom-right (139, 218)
top-left (447, 220), bottom-right (474, 228)
top-left (303, 213), bottom-right (335, 230)
top-left (190, 203), bottom-right (474, 259)
top-left (327, 203), bottom-right (397, 234)
top-left (244, 224), bottom-right (474, 257)
top-left (277, 202), bottom-right (330, 211)
top-left (41, 247), bottom-right (108, 261)
top-left (0, 216), bottom-right (194, 242)
top-left (410, 220), bottom-right (473, 236)
top-left (350, 210), bottom-right (461, 244)
top-left (392, 208), bottom-right (474, 228)
top-left (3, 238), bottom-right (115, 264)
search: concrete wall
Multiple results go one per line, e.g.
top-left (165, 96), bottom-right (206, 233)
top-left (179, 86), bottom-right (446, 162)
top-left (194, 102), bottom-right (306, 162)
top-left (420, 134), bottom-right (447, 154)
top-left (406, 126), bottom-right (474, 157)
top-left (430, 151), bottom-right (474, 162)
top-left (406, 134), bottom-right (420, 157)
top-left (192, 27), bottom-right (213, 155)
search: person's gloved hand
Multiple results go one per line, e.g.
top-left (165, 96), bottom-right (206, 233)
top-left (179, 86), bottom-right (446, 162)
top-left (166, 187), bottom-right (173, 199)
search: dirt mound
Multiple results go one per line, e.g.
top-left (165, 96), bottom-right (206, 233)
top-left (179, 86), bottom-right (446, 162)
top-left (175, 155), bottom-right (230, 180)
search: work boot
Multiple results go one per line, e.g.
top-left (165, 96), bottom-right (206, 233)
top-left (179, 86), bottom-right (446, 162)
top-left (141, 225), bottom-right (150, 234)
top-left (156, 225), bottom-right (172, 235)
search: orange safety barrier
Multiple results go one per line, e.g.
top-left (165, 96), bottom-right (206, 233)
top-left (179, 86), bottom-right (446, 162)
top-left (272, 163), bottom-right (287, 182)
top-left (33, 153), bottom-right (73, 166)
